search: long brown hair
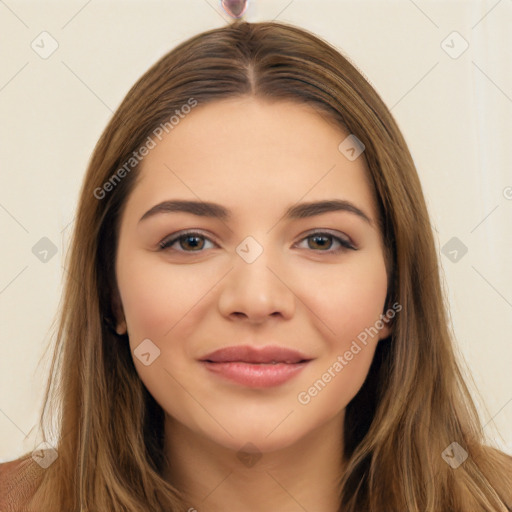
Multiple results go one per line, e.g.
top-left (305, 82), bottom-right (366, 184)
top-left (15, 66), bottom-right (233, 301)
top-left (9, 19), bottom-right (511, 511)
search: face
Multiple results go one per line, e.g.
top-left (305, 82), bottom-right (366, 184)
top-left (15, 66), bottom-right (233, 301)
top-left (113, 97), bottom-right (392, 455)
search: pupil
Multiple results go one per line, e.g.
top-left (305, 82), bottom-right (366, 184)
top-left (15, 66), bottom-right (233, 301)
top-left (180, 235), bottom-right (333, 251)
top-left (184, 236), bottom-right (202, 250)
top-left (311, 235), bottom-right (331, 250)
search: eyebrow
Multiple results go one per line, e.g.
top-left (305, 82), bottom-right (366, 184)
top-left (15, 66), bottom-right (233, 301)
top-left (138, 199), bottom-right (373, 226)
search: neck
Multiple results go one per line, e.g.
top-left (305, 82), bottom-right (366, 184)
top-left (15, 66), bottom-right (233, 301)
top-left (163, 414), bottom-right (345, 512)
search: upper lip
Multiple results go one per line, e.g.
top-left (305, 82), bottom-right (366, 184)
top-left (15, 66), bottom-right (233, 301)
top-left (200, 345), bottom-right (313, 364)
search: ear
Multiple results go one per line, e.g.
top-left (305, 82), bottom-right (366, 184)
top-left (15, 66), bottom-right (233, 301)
top-left (379, 321), bottom-right (392, 340)
top-left (378, 303), bottom-right (395, 340)
top-left (111, 286), bottom-right (127, 335)
top-left (379, 290), bottom-right (396, 341)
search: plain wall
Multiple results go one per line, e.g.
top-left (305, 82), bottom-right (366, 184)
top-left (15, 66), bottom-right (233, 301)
top-left (1, 0), bottom-right (511, 460)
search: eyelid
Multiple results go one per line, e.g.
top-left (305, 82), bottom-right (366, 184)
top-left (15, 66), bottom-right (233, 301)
top-left (158, 229), bottom-right (218, 251)
top-left (294, 229), bottom-right (356, 251)
top-left (158, 229), bottom-right (356, 253)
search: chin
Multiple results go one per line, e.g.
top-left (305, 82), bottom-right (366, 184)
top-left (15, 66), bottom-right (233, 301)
top-left (194, 410), bottom-right (319, 455)
top-left (212, 428), bottom-right (304, 457)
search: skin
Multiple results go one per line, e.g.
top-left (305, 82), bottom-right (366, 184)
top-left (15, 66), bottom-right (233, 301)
top-left (113, 97), bottom-right (392, 512)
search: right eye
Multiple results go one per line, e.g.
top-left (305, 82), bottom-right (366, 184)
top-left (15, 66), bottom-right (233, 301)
top-left (159, 231), bottom-right (217, 253)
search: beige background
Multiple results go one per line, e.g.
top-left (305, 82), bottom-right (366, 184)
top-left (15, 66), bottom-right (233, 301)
top-left (1, 0), bottom-right (511, 461)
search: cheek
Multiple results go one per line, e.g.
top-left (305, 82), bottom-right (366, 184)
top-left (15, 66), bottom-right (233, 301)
top-left (115, 256), bottom-right (208, 419)
top-left (296, 263), bottom-right (388, 411)
top-left (116, 254), bottom-right (215, 340)
top-left (297, 253), bottom-right (389, 349)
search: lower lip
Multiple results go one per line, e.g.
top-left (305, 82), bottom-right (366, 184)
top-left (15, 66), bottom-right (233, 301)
top-left (200, 361), bottom-right (310, 388)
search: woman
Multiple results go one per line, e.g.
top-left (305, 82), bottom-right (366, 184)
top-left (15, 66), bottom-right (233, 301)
top-left (1, 19), bottom-right (510, 512)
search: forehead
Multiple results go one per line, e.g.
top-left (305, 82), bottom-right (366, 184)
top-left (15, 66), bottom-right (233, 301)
top-left (124, 97), bottom-right (379, 226)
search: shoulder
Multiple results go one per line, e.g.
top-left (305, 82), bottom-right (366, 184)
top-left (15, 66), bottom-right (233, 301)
top-left (0, 455), bottom-right (44, 512)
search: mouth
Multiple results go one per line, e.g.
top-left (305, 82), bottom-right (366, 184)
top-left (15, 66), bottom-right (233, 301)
top-left (199, 345), bottom-right (314, 388)
top-left (199, 345), bottom-right (312, 364)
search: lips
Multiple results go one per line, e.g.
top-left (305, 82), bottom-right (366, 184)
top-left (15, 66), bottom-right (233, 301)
top-left (199, 345), bottom-right (312, 364)
top-left (199, 345), bottom-right (313, 388)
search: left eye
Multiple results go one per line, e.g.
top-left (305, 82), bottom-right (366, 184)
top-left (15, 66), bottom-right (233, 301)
top-left (294, 232), bottom-right (355, 253)
top-left (158, 231), bottom-right (355, 253)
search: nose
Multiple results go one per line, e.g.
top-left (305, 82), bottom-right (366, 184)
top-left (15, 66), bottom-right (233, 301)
top-left (217, 247), bottom-right (295, 325)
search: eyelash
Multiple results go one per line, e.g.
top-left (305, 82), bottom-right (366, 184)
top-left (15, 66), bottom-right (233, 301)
top-left (158, 230), bottom-right (356, 254)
